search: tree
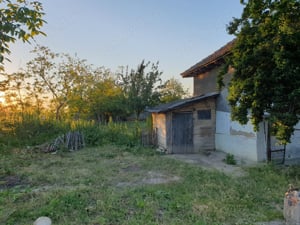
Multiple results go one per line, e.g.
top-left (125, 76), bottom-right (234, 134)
top-left (26, 46), bottom-right (91, 120)
top-left (86, 76), bottom-right (127, 122)
top-left (159, 77), bottom-right (189, 103)
top-left (26, 46), bottom-right (63, 119)
top-left (218, 0), bottom-right (300, 144)
top-left (0, 0), bottom-right (46, 71)
top-left (119, 61), bottom-right (162, 119)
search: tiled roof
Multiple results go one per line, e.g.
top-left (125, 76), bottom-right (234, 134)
top-left (146, 92), bottom-right (219, 113)
top-left (181, 39), bottom-right (235, 78)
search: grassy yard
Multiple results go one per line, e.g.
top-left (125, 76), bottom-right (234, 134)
top-left (1, 146), bottom-right (300, 225)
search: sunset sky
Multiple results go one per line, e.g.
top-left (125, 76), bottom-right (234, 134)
top-left (4, 0), bottom-right (243, 92)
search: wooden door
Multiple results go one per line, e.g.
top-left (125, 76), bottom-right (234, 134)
top-left (172, 112), bottom-right (193, 153)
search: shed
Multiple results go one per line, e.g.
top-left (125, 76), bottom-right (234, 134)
top-left (147, 92), bottom-right (219, 154)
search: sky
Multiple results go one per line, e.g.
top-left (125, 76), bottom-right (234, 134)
top-left (4, 0), bottom-right (244, 93)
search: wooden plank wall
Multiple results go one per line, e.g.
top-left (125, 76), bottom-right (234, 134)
top-left (151, 97), bottom-right (216, 153)
top-left (194, 67), bottom-right (219, 96)
top-left (170, 98), bottom-right (216, 152)
top-left (166, 113), bottom-right (172, 153)
top-left (193, 99), bottom-right (216, 151)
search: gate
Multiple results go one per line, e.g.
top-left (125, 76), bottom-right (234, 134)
top-left (266, 123), bottom-right (286, 164)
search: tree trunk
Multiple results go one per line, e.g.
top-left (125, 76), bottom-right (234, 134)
top-left (55, 102), bottom-right (65, 120)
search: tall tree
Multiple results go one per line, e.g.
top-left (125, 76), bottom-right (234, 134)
top-left (0, 0), bottom-right (46, 71)
top-left (26, 46), bottom-right (63, 119)
top-left (119, 61), bottom-right (162, 119)
top-left (159, 77), bottom-right (189, 103)
top-left (26, 46), bottom-right (91, 120)
top-left (219, 0), bottom-right (300, 144)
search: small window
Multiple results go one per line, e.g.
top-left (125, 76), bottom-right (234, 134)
top-left (197, 109), bottom-right (211, 120)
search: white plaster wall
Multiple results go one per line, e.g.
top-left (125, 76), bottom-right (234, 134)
top-left (153, 113), bottom-right (167, 149)
top-left (286, 122), bottom-right (300, 161)
top-left (256, 122), bottom-right (268, 162)
top-left (215, 111), bottom-right (258, 161)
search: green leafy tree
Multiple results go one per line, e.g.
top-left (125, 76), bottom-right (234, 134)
top-left (159, 77), bottom-right (189, 103)
top-left (119, 60), bottom-right (162, 119)
top-left (26, 46), bottom-right (91, 120)
top-left (87, 76), bottom-right (127, 122)
top-left (26, 46), bottom-right (63, 119)
top-left (0, 0), bottom-right (46, 71)
top-left (219, 0), bottom-right (300, 144)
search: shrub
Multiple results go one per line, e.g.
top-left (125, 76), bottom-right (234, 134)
top-left (224, 153), bottom-right (237, 165)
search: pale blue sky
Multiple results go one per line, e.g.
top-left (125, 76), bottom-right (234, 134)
top-left (5, 0), bottom-right (243, 91)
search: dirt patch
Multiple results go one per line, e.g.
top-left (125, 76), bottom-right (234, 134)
top-left (0, 175), bottom-right (27, 189)
top-left (166, 151), bottom-right (252, 177)
top-left (142, 171), bottom-right (180, 184)
top-left (121, 164), bottom-right (141, 172)
top-left (116, 170), bottom-right (180, 187)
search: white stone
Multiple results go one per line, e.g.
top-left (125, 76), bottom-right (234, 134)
top-left (284, 190), bottom-right (300, 225)
top-left (33, 216), bottom-right (52, 225)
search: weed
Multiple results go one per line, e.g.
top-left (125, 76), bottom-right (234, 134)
top-left (224, 153), bottom-right (237, 165)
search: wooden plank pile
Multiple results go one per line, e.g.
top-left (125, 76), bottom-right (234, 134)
top-left (44, 131), bottom-right (85, 153)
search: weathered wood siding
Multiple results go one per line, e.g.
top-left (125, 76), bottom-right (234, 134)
top-left (152, 113), bottom-right (167, 150)
top-left (192, 99), bottom-right (216, 151)
top-left (194, 67), bottom-right (219, 96)
top-left (166, 98), bottom-right (216, 153)
top-left (166, 113), bottom-right (172, 153)
top-left (172, 112), bottom-right (194, 153)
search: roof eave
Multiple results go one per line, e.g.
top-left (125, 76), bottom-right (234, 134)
top-left (181, 39), bottom-right (235, 78)
top-left (181, 58), bottom-right (226, 78)
top-left (147, 92), bottom-right (219, 113)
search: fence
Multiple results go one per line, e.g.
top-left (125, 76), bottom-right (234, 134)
top-left (141, 129), bottom-right (157, 147)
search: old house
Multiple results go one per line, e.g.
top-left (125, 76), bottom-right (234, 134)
top-left (149, 40), bottom-right (300, 162)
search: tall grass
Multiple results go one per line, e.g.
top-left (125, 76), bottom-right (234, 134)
top-left (0, 113), bottom-right (144, 150)
top-left (76, 120), bottom-right (142, 147)
top-left (0, 113), bottom-right (69, 149)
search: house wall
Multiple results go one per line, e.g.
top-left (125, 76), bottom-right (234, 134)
top-left (194, 67), bottom-right (220, 96)
top-left (286, 122), bottom-right (300, 162)
top-left (191, 59), bottom-right (300, 163)
top-left (215, 70), bottom-right (261, 162)
top-left (256, 121), bottom-right (268, 162)
top-left (215, 111), bottom-right (259, 161)
top-left (152, 113), bottom-right (167, 150)
top-left (192, 99), bottom-right (216, 151)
